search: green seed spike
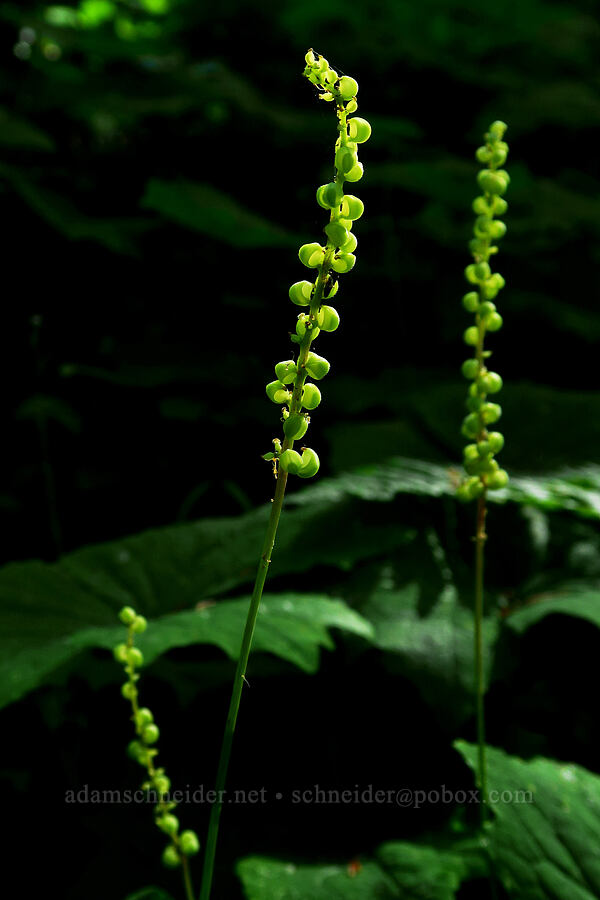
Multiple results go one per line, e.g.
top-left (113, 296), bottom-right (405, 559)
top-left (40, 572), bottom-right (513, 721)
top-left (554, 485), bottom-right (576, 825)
top-left (199, 53), bottom-right (370, 900)
top-left (456, 120), bottom-right (510, 837)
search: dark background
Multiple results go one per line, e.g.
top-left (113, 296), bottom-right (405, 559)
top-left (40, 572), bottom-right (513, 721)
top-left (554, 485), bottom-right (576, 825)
top-left (2, 0), bottom-right (600, 897)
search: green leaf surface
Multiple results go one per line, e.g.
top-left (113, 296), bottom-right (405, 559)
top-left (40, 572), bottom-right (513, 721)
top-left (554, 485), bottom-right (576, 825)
top-left (238, 857), bottom-right (398, 899)
top-left (288, 456), bottom-right (600, 522)
top-left (455, 741), bottom-right (600, 899)
top-left (238, 839), bottom-right (484, 899)
top-left (505, 589), bottom-right (600, 634)
top-left (0, 587), bottom-right (372, 709)
top-left (141, 179), bottom-right (298, 247)
top-left (0, 491), bottom-right (404, 707)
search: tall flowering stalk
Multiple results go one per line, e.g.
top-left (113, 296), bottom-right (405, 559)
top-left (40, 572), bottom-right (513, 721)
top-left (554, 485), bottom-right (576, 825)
top-left (198, 50), bottom-right (371, 899)
top-left (457, 120), bottom-right (510, 820)
top-left (114, 606), bottom-right (200, 900)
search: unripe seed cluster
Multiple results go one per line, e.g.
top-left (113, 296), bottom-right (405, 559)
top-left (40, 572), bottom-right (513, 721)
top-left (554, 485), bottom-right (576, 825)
top-left (114, 606), bottom-right (200, 869)
top-left (263, 51), bottom-right (370, 480)
top-left (457, 121), bottom-right (509, 502)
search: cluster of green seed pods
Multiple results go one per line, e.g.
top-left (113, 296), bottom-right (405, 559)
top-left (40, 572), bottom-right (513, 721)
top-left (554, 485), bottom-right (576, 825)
top-left (114, 606), bottom-right (200, 869)
top-left (263, 50), bottom-right (370, 480)
top-left (457, 121), bottom-right (510, 503)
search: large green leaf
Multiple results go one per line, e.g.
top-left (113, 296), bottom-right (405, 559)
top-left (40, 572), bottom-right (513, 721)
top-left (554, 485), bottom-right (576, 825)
top-left (289, 456), bottom-right (600, 522)
top-left (455, 741), bottom-right (600, 899)
top-left (238, 857), bottom-right (399, 899)
top-left (238, 839), bottom-right (484, 899)
top-left (505, 589), bottom-right (600, 634)
top-left (141, 179), bottom-right (298, 248)
top-left (0, 492), bottom-right (407, 707)
top-left (0, 590), bottom-right (372, 710)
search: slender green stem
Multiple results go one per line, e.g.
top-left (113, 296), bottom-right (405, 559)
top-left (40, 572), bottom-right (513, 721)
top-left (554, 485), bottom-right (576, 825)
top-left (199, 466), bottom-right (289, 900)
top-left (182, 856), bottom-right (195, 900)
top-left (474, 492), bottom-right (487, 824)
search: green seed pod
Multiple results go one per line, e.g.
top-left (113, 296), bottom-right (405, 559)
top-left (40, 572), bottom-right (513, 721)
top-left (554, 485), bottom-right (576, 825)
top-left (487, 431), bottom-right (505, 453)
top-left (461, 413), bottom-right (480, 439)
top-left (289, 281), bottom-right (313, 306)
top-left (338, 75), bottom-right (358, 99)
top-left (302, 383), bottom-right (321, 410)
top-left (463, 326), bottom-right (479, 347)
top-left (474, 215), bottom-right (492, 237)
top-left (127, 647), bottom-right (144, 668)
top-left (491, 147), bottom-right (507, 166)
top-left (489, 120), bottom-right (507, 138)
top-left (324, 278), bottom-right (339, 299)
top-left (475, 146), bottom-right (492, 163)
top-left (469, 238), bottom-right (489, 257)
top-left (157, 814), bottom-right (179, 836)
top-left (131, 615), bottom-right (147, 634)
top-left (347, 116), bottom-right (371, 143)
top-left (316, 181), bottom-right (343, 209)
top-left (461, 358), bottom-right (479, 379)
top-left (305, 352), bottom-right (330, 380)
top-left (477, 440), bottom-right (491, 457)
top-left (296, 316), bottom-right (320, 340)
top-left (480, 372), bottom-right (503, 393)
top-left (180, 830), bottom-right (201, 856)
top-left (121, 682), bottom-right (137, 700)
top-left (473, 261), bottom-right (491, 281)
top-left (477, 170), bottom-right (508, 195)
top-left (344, 162), bottom-right (364, 182)
top-left (284, 413), bottom-right (309, 440)
top-left (143, 723), bottom-right (160, 744)
top-left (127, 740), bottom-right (143, 760)
top-left (279, 449), bottom-right (303, 474)
top-left (266, 380), bottom-right (289, 403)
top-left (472, 196), bottom-right (491, 215)
top-left (462, 292), bottom-right (480, 313)
top-left (162, 845), bottom-right (180, 869)
top-left (466, 395), bottom-right (483, 413)
top-left (492, 196), bottom-right (508, 215)
top-left (466, 476), bottom-right (485, 499)
top-left (137, 707), bottom-right (154, 728)
top-left (113, 643), bottom-right (129, 663)
top-left (154, 775), bottom-right (170, 795)
top-left (489, 220), bottom-right (506, 240)
top-left (340, 232), bottom-right (357, 253)
top-left (464, 264), bottom-right (479, 285)
top-left (484, 311), bottom-right (503, 332)
top-left (299, 243), bottom-right (325, 268)
top-left (340, 195), bottom-right (364, 220)
top-left (298, 447), bottom-right (320, 478)
top-left (325, 68), bottom-right (339, 84)
top-left (335, 145), bottom-right (357, 175)
top-left (478, 301), bottom-right (496, 317)
top-left (479, 457), bottom-right (499, 475)
top-left (487, 469), bottom-right (509, 490)
top-left (456, 483), bottom-right (471, 502)
top-left (482, 402), bottom-right (502, 424)
top-left (324, 220), bottom-right (349, 248)
top-left (331, 252), bottom-right (356, 273)
top-left (464, 457), bottom-right (484, 476)
top-left (275, 360), bottom-right (297, 385)
top-left (346, 98), bottom-right (358, 113)
top-left (119, 606), bottom-right (137, 625)
top-left (463, 443), bottom-right (479, 462)
top-left (317, 305), bottom-right (340, 332)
